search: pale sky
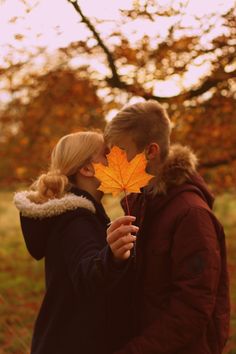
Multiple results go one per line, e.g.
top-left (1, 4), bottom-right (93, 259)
top-left (1, 0), bottom-right (235, 105)
top-left (2, 0), bottom-right (234, 48)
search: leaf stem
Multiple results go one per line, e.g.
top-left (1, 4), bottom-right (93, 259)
top-left (124, 189), bottom-right (130, 216)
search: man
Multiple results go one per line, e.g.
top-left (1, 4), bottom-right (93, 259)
top-left (105, 100), bottom-right (230, 354)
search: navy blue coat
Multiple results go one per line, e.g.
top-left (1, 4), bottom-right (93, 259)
top-left (14, 188), bottom-right (133, 354)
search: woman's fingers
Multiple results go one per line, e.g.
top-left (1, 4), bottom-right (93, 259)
top-left (107, 215), bottom-right (138, 260)
top-left (107, 224), bottom-right (139, 244)
top-left (114, 245), bottom-right (134, 260)
top-left (108, 232), bottom-right (137, 261)
top-left (107, 215), bottom-right (136, 233)
top-left (111, 234), bottom-right (136, 251)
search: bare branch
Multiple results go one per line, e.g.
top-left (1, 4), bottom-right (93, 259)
top-left (68, 0), bottom-right (126, 88)
top-left (144, 68), bottom-right (236, 103)
top-left (182, 69), bottom-right (236, 100)
top-left (68, 0), bottom-right (236, 103)
top-left (200, 155), bottom-right (236, 169)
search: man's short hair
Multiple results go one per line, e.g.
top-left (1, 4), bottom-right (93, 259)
top-left (104, 100), bottom-right (172, 161)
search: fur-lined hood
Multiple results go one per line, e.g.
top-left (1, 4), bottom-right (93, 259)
top-left (150, 144), bottom-right (198, 195)
top-left (14, 191), bottom-right (96, 219)
top-left (123, 144), bottom-right (214, 217)
top-left (13, 188), bottom-right (109, 261)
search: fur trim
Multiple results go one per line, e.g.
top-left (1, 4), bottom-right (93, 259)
top-left (151, 144), bottom-right (198, 195)
top-left (13, 191), bottom-right (96, 219)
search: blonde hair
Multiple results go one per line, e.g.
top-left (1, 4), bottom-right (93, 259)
top-left (28, 131), bottom-right (104, 204)
top-left (104, 100), bottom-right (171, 161)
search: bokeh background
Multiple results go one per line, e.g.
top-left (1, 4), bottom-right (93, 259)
top-left (0, 0), bottom-right (235, 353)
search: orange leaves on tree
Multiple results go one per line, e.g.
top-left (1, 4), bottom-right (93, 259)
top-left (93, 146), bottom-right (154, 214)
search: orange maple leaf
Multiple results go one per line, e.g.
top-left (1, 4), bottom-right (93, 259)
top-left (93, 146), bottom-right (154, 197)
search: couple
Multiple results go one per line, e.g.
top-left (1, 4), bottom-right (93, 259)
top-left (14, 100), bottom-right (230, 354)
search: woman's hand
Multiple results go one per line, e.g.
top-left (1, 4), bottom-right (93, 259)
top-left (106, 216), bottom-right (139, 261)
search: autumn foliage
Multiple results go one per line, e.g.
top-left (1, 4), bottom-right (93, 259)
top-left (0, 0), bottom-right (235, 192)
top-left (0, 68), bottom-right (106, 186)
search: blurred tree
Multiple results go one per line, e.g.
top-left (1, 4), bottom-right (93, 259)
top-left (0, 0), bottom-right (235, 190)
top-left (66, 0), bottom-right (236, 191)
top-left (0, 67), bottom-right (106, 185)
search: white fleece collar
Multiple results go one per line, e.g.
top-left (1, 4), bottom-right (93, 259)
top-left (13, 191), bottom-right (96, 219)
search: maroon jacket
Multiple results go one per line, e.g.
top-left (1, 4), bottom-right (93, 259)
top-left (116, 145), bottom-right (230, 354)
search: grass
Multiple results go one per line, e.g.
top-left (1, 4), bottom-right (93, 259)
top-left (0, 191), bottom-right (44, 354)
top-left (0, 190), bottom-right (235, 353)
top-left (214, 194), bottom-right (236, 354)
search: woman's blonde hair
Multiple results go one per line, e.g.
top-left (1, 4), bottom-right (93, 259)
top-left (28, 131), bottom-right (103, 204)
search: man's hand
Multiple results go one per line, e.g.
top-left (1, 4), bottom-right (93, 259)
top-left (107, 215), bottom-right (139, 260)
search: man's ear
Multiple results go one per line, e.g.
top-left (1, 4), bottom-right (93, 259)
top-left (79, 163), bottom-right (95, 177)
top-left (145, 143), bottom-right (160, 160)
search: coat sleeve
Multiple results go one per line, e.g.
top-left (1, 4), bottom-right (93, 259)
top-left (61, 213), bottom-right (130, 296)
top-left (114, 207), bottom-right (221, 354)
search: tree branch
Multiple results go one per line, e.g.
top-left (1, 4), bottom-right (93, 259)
top-left (200, 155), bottom-right (236, 169)
top-left (68, 0), bottom-right (126, 88)
top-left (186, 70), bottom-right (236, 100)
top-left (142, 68), bottom-right (236, 103)
top-left (68, 1), bottom-right (236, 103)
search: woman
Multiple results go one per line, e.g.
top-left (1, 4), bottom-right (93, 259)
top-left (14, 131), bottom-right (138, 354)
